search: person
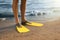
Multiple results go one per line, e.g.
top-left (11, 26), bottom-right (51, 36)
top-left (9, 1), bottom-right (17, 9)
top-left (12, 0), bottom-right (43, 33)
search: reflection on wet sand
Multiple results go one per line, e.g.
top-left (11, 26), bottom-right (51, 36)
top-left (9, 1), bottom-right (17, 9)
top-left (0, 13), bottom-right (60, 40)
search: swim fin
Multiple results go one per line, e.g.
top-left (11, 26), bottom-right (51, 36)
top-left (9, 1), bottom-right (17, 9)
top-left (16, 25), bottom-right (30, 33)
top-left (22, 21), bottom-right (44, 27)
top-left (26, 22), bottom-right (43, 27)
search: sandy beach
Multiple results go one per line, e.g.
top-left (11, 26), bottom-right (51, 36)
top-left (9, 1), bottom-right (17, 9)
top-left (0, 17), bottom-right (60, 40)
top-left (0, 0), bottom-right (60, 40)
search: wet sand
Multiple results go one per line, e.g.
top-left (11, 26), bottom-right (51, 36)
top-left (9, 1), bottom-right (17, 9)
top-left (0, 17), bottom-right (60, 40)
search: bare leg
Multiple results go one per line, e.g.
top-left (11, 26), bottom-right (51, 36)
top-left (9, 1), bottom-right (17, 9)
top-left (20, 0), bottom-right (26, 22)
top-left (12, 0), bottom-right (30, 33)
top-left (12, 0), bottom-right (19, 24)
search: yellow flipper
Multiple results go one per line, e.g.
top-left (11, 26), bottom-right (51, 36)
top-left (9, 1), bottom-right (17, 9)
top-left (26, 22), bottom-right (44, 27)
top-left (16, 25), bottom-right (30, 33)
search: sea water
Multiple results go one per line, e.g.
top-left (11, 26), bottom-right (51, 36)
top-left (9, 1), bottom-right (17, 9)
top-left (0, 0), bottom-right (60, 20)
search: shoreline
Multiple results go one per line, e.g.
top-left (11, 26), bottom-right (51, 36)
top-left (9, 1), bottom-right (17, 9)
top-left (0, 17), bottom-right (60, 40)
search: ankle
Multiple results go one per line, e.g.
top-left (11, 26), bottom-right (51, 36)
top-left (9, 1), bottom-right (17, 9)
top-left (16, 23), bottom-right (21, 27)
top-left (21, 20), bottom-right (27, 22)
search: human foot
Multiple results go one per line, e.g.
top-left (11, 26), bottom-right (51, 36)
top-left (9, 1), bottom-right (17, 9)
top-left (21, 21), bottom-right (44, 27)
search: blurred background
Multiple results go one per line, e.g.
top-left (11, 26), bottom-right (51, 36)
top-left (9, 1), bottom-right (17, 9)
top-left (0, 0), bottom-right (60, 18)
